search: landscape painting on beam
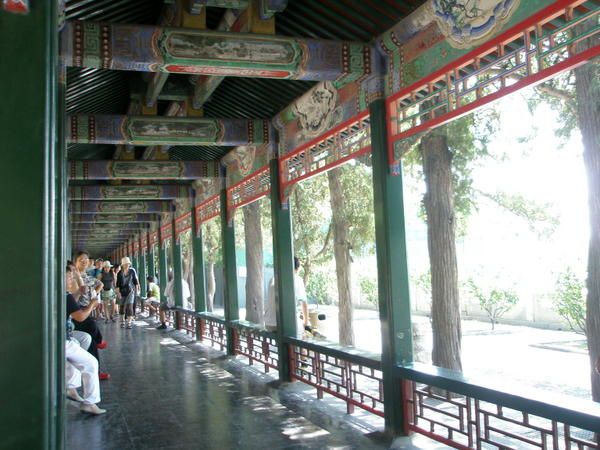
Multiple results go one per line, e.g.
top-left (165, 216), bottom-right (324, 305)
top-left (60, 21), bottom-right (374, 82)
top-left (69, 185), bottom-right (187, 200)
top-left (67, 114), bottom-right (272, 146)
top-left (70, 201), bottom-right (169, 214)
top-left (69, 161), bottom-right (219, 180)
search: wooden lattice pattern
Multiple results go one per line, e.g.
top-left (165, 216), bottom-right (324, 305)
top-left (289, 344), bottom-right (384, 416)
top-left (404, 380), bottom-right (600, 450)
top-left (386, 1), bottom-right (600, 166)
top-left (279, 112), bottom-right (371, 202)
top-left (233, 328), bottom-right (279, 373)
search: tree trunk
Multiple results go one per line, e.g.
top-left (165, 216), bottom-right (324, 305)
top-left (421, 129), bottom-right (463, 372)
top-left (243, 201), bottom-right (264, 325)
top-left (185, 247), bottom-right (194, 307)
top-left (206, 261), bottom-right (215, 312)
top-left (327, 167), bottom-right (354, 346)
top-left (575, 40), bottom-right (600, 401)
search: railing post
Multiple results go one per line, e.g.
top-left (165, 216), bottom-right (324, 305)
top-left (191, 200), bottom-right (207, 314)
top-left (221, 187), bottom-right (239, 355)
top-left (269, 157), bottom-right (297, 382)
top-left (172, 204), bottom-right (184, 315)
top-left (138, 242), bottom-right (147, 298)
top-left (147, 235), bottom-right (155, 285)
top-left (370, 99), bottom-right (414, 436)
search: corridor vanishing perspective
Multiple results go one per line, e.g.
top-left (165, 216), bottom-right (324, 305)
top-left (1, 0), bottom-right (600, 449)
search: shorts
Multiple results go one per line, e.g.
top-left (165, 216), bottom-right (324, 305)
top-left (101, 289), bottom-right (115, 302)
top-left (144, 296), bottom-right (160, 305)
top-left (122, 291), bottom-right (135, 305)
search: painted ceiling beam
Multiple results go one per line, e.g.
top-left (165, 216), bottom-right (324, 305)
top-left (67, 114), bottom-right (273, 146)
top-left (192, 7), bottom-right (251, 108)
top-left (70, 223), bottom-right (145, 230)
top-left (70, 213), bottom-right (158, 223)
top-left (60, 21), bottom-right (375, 82)
top-left (69, 185), bottom-right (189, 200)
top-left (70, 201), bottom-right (171, 214)
top-left (69, 160), bottom-right (218, 181)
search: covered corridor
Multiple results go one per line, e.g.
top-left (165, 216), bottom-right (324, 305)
top-left (2, 0), bottom-right (600, 449)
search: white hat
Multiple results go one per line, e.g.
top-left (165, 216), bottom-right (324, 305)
top-left (121, 256), bottom-right (132, 266)
top-left (102, 260), bottom-right (112, 268)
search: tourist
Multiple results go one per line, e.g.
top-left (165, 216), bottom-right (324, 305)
top-left (65, 292), bottom-right (106, 415)
top-left (144, 276), bottom-right (161, 317)
top-left (116, 256), bottom-right (139, 329)
top-left (156, 271), bottom-right (191, 330)
top-left (99, 260), bottom-right (116, 323)
top-left (72, 252), bottom-right (111, 380)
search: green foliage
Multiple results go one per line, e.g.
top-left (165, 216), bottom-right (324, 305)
top-left (306, 270), bottom-right (334, 305)
top-left (404, 110), bottom-right (500, 235)
top-left (467, 279), bottom-right (519, 329)
top-left (359, 276), bottom-right (378, 306)
top-left (479, 191), bottom-right (559, 238)
top-left (202, 217), bottom-right (222, 266)
top-left (339, 158), bottom-right (376, 258)
top-left (552, 268), bottom-right (586, 335)
top-left (292, 157), bottom-right (376, 285)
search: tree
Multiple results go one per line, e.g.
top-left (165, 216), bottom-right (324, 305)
top-left (292, 158), bottom-right (376, 346)
top-left (328, 167), bottom-right (355, 346)
top-left (467, 279), bottom-right (518, 330)
top-left (202, 217), bottom-right (222, 312)
top-left (526, 26), bottom-right (599, 400)
top-left (552, 268), bottom-right (586, 335)
top-left (243, 201), bottom-right (264, 325)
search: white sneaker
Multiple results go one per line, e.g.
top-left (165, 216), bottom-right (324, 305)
top-left (67, 388), bottom-right (84, 403)
top-left (80, 403), bottom-right (106, 415)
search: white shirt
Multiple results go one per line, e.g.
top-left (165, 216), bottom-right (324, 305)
top-left (164, 279), bottom-right (191, 308)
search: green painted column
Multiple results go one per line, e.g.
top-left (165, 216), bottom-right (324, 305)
top-left (221, 188), bottom-right (239, 355)
top-left (138, 250), bottom-right (147, 297)
top-left (191, 207), bottom-right (207, 313)
top-left (147, 245), bottom-right (156, 282)
top-left (172, 213), bottom-right (184, 310)
top-left (370, 99), bottom-right (414, 436)
top-left (0, 2), bottom-right (60, 449)
top-left (269, 158), bottom-right (297, 381)
top-left (158, 240), bottom-right (169, 303)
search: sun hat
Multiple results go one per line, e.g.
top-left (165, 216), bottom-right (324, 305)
top-left (102, 260), bottom-right (112, 268)
top-left (121, 256), bottom-right (132, 266)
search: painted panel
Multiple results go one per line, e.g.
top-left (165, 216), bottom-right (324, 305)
top-left (60, 21), bottom-right (375, 82)
top-left (69, 201), bottom-right (170, 214)
top-left (69, 160), bottom-right (219, 180)
top-left (67, 114), bottom-right (272, 146)
top-left (69, 185), bottom-right (188, 200)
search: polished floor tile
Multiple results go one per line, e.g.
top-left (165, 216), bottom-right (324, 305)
top-left (66, 318), bottom-right (433, 450)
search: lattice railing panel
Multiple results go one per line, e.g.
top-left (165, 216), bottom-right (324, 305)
top-left (198, 317), bottom-right (227, 352)
top-left (290, 344), bottom-right (383, 416)
top-left (404, 380), bottom-right (600, 450)
top-left (386, 1), bottom-right (600, 166)
top-left (177, 310), bottom-right (197, 338)
top-left (279, 112), bottom-right (371, 202)
top-left (195, 195), bottom-right (221, 228)
top-left (226, 167), bottom-right (270, 219)
top-left (233, 327), bottom-right (279, 374)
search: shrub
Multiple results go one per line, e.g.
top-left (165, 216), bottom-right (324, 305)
top-left (552, 268), bottom-right (586, 335)
top-left (467, 279), bottom-right (519, 330)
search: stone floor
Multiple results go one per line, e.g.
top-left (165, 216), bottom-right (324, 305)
top-left (66, 317), bottom-right (444, 450)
